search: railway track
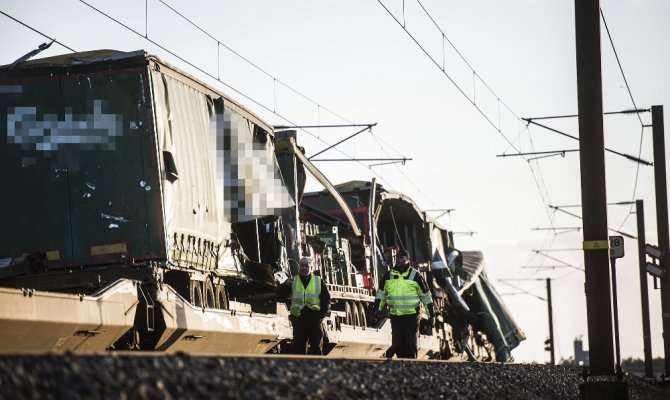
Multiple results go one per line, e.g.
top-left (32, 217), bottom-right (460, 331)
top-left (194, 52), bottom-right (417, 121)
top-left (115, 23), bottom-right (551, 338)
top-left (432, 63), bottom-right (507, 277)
top-left (1, 353), bottom-right (668, 399)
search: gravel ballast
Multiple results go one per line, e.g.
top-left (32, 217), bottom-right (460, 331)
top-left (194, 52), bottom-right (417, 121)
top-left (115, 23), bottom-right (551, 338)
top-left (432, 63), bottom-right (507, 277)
top-left (0, 354), bottom-right (668, 399)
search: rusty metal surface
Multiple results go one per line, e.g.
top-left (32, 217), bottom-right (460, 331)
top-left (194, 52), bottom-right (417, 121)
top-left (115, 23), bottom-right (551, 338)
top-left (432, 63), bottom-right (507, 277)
top-left (0, 279), bottom-right (138, 353)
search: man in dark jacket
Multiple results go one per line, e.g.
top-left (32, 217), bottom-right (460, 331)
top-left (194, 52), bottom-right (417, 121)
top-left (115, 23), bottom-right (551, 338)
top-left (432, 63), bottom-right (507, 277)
top-left (374, 249), bottom-right (434, 359)
top-left (277, 256), bottom-right (330, 355)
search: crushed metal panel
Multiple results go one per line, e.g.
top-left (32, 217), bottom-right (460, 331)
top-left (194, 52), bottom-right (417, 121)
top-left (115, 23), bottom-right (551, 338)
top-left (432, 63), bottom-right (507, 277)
top-left (151, 68), bottom-right (294, 272)
top-left (458, 251), bottom-right (486, 292)
top-left (151, 69), bottom-right (224, 270)
top-left (0, 49), bottom-right (147, 70)
top-left (478, 274), bottom-right (527, 350)
top-left (458, 252), bottom-right (526, 360)
top-left (429, 225), bottom-right (452, 276)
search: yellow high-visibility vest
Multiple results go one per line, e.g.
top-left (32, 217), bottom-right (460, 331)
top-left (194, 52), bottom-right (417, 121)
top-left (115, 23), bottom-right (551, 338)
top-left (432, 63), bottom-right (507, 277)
top-left (379, 268), bottom-right (432, 316)
top-left (290, 274), bottom-right (321, 317)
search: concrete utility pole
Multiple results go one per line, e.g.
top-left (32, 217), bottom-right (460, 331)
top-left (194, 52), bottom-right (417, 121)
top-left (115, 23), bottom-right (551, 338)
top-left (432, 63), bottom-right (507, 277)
top-left (574, 0), bottom-right (615, 375)
top-left (636, 200), bottom-right (653, 378)
top-left (651, 105), bottom-right (670, 376)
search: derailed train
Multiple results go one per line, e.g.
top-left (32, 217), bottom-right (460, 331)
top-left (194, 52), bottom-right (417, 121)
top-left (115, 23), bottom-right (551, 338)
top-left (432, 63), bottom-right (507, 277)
top-left (0, 50), bottom-right (525, 359)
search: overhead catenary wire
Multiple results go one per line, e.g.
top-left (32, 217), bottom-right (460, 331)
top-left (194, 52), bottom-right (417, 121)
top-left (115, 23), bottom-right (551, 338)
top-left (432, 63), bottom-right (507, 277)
top-left (0, 6), bottom-right (441, 243)
top-left (376, 0), bottom-right (654, 287)
top-left (520, 109), bottom-right (651, 225)
top-left (497, 280), bottom-right (545, 301)
top-left (524, 108), bottom-right (649, 121)
top-left (549, 205), bottom-right (636, 239)
top-left (376, 0), bottom-right (522, 155)
top-left (75, 0), bottom-right (413, 195)
top-left (155, 0), bottom-right (356, 128)
top-left (0, 0), bottom-right (445, 235)
top-left (153, 1), bottom-right (423, 197)
top-left (0, 10), bottom-right (76, 52)
top-left (82, 0), bottom-right (525, 236)
top-left (89, 1), bottom-right (445, 213)
top-left (522, 8), bottom-right (649, 236)
top-left (601, 7), bottom-right (646, 230)
top-left (532, 250), bottom-right (584, 272)
top-left (497, 150), bottom-right (579, 158)
top-left (9, 4), bottom-right (647, 297)
top-left (525, 125), bottom-right (558, 238)
top-left (376, 0), bottom-right (561, 244)
top-left (600, 9), bottom-right (644, 127)
top-left (523, 119), bottom-right (652, 166)
top-left (13, 2), bottom-right (572, 288)
top-left (312, 158), bottom-right (412, 163)
top-left (0, 1), bottom-right (420, 211)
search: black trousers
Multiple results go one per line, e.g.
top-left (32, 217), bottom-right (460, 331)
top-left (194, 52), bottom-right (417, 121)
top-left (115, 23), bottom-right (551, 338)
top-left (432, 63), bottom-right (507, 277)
top-left (390, 314), bottom-right (419, 359)
top-left (291, 315), bottom-right (324, 355)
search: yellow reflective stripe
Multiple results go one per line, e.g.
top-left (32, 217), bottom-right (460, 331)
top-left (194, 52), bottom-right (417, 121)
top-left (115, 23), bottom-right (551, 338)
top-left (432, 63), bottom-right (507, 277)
top-left (385, 267), bottom-right (424, 315)
top-left (419, 292), bottom-right (432, 304)
top-left (388, 295), bottom-right (420, 301)
top-left (291, 279), bottom-right (299, 297)
top-left (375, 291), bottom-right (386, 300)
top-left (393, 304), bottom-right (419, 309)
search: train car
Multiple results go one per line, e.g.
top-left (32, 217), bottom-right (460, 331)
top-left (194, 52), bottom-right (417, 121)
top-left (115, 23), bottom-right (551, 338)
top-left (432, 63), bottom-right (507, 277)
top-left (0, 49), bottom-right (301, 353)
top-left (299, 180), bottom-right (526, 361)
top-left (0, 49), bottom-right (523, 360)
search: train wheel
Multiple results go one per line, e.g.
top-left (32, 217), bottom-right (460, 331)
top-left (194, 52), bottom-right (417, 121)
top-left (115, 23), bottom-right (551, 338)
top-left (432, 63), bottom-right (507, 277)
top-left (203, 278), bottom-right (216, 309)
top-left (345, 301), bottom-right (354, 325)
top-left (190, 280), bottom-right (203, 307)
top-left (357, 302), bottom-right (367, 328)
top-left (349, 301), bottom-right (360, 327)
top-left (215, 284), bottom-right (229, 310)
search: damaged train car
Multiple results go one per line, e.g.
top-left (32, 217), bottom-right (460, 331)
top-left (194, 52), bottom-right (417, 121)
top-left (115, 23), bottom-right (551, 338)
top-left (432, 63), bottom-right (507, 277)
top-left (0, 49), bottom-right (523, 360)
top-left (0, 49), bottom-right (300, 353)
top-left (299, 181), bottom-right (526, 361)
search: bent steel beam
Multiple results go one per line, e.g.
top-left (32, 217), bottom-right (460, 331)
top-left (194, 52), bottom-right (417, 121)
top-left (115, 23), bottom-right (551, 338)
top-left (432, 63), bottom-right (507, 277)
top-left (278, 134), bottom-right (362, 237)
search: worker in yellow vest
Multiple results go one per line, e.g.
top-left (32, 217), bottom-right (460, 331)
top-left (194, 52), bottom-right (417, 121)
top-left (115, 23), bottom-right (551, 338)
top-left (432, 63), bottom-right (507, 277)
top-left (277, 256), bottom-right (330, 355)
top-left (374, 249), bottom-right (434, 358)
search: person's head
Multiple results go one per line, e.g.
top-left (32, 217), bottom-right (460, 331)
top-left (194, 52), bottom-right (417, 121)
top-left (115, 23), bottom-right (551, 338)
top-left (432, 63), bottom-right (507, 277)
top-left (395, 250), bottom-right (410, 271)
top-left (298, 257), bottom-right (312, 277)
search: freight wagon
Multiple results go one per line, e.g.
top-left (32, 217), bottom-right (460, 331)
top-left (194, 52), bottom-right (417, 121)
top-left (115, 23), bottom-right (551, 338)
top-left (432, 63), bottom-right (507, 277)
top-left (299, 180), bottom-right (525, 360)
top-left (0, 49), bottom-right (523, 359)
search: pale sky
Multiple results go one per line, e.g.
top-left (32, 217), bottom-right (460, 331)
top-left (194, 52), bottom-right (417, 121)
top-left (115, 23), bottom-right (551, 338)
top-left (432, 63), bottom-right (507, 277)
top-left (2, 0), bottom-right (670, 364)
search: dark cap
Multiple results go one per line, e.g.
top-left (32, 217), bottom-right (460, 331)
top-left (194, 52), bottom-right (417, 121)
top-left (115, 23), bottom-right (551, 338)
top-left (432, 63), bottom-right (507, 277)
top-left (397, 249), bottom-right (409, 258)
